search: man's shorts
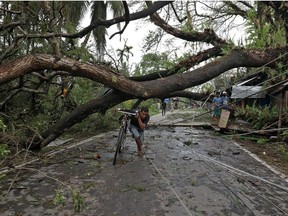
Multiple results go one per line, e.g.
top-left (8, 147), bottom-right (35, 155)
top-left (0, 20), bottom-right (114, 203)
top-left (213, 107), bottom-right (221, 117)
top-left (129, 124), bottom-right (144, 143)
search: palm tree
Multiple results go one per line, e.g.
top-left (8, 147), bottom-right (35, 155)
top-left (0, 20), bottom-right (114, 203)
top-left (82, 1), bottom-right (124, 60)
top-left (37, 1), bottom-right (124, 60)
top-left (2, 1), bottom-right (125, 60)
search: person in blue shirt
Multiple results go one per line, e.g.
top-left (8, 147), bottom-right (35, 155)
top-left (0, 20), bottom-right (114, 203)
top-left (221, 91), bottom-right (229, 110)
top-left (212, 91), bottom-right (222, 124)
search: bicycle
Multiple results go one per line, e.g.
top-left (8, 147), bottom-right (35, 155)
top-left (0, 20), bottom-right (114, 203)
top-left (113, 108), bottom-right (138, 165)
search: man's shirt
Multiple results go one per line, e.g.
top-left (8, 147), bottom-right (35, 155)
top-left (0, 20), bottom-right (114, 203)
top-left (130, 115), bottom-right (150, 131)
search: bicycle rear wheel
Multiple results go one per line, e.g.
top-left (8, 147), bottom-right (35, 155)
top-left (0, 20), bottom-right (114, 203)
top-left (113, 127), bottom-right (125, 165)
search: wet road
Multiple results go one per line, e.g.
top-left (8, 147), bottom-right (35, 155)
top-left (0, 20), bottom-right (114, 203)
top-left (1, 110), bottom-right (288, 215)
top-left (145, 126), bottom-right (288, 215)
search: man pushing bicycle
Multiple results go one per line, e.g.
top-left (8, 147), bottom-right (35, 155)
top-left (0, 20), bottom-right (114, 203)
top-left (129, 107), bottom-right (150, 157)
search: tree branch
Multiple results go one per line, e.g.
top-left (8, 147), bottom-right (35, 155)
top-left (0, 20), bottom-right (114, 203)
top-left (109, 1), bottom-right (130, 39)
top-left (130, 47), bottom-right (223, 81)
top-left (11, 1), bottom-right (171, 40)
top-left (0, 22), bottom-right (24, 31)
top-left (170, 2), bottom-right (187, 23)
top-left (149, 8), bottom-right (227, 46)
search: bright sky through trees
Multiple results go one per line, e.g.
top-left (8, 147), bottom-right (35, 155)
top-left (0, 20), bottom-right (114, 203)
top-left (80, 2), bottom-right (246, 67)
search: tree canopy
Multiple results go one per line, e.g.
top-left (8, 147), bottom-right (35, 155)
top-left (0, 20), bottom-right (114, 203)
top-left (0, 1), bottom-right (287, 149)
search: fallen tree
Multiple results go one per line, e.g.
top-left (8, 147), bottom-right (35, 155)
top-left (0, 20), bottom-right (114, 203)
top-left (0, 1), bottom-right (287, 149)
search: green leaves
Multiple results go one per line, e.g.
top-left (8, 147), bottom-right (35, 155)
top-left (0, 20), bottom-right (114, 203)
top-left (0, 119), bottom-right (7, 132)
top-left (72, 190), bottom-right (84, 213)
top-left (0, 144), bottom-right (10, 157)
top-left (53, 189), bottom-right (66, 206)
top-left (245, 4), bottom-right (286, 48)
top-left (235, 103), bottom-right (279, 130)
top-left (134, 52), bottom-right (174, 76)
top-left (53, 188), bottom-right (84, 213)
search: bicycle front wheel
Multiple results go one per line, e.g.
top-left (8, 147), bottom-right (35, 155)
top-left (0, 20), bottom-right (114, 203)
top-left (113, 127), bottom-right (125, 165)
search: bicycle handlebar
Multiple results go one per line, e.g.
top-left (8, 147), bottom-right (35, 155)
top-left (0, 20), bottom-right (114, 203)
top-left (116, 108), bottom-right (138, 116)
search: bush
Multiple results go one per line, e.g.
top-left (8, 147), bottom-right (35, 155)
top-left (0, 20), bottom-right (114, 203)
top-left (235, 103), bottom-right (279, 129)
top-left (0, 144), bottom-right (10, 157)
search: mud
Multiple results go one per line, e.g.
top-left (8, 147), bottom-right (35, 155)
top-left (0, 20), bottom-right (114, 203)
top-left (0, 110), bottom-right (288, 216)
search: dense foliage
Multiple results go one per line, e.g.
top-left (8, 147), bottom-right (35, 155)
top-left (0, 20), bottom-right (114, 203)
top-left (235, 104), bottom-right (280, 130)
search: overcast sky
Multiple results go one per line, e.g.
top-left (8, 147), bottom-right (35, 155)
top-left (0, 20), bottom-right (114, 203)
top-left (80, 3), bottom-right (246, 69)
top-left (80, 5), bottom-right (153, 67)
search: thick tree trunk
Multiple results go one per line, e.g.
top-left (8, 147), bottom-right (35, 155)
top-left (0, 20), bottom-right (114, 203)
top-left (34, 91), bottom-right (131, 149)
top-left (1, 47), bottom-right (287, 97)
top-left (30, 90), bottom-right (207, 150)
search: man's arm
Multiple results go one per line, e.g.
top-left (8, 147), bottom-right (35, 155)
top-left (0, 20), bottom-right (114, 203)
top-left (137, 116), bottom-right (146, 130)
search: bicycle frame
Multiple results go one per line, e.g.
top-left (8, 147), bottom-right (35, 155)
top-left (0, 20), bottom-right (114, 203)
top-left (113, 109), bottom-right (137, 165)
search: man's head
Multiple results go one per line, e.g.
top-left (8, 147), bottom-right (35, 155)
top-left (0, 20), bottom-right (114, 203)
top-left (139, 107), bottom-right (149, 119)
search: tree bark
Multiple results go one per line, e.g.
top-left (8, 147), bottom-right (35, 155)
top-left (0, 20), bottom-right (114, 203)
top-left (1, 47), bottom-right (287, 98)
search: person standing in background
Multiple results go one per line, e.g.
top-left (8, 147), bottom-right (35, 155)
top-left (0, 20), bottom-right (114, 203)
top-left (161, 99), bottom-right (167, 116)
top-left (211, 91), bottom-right (222, 124)
top-left (221, 91), bottom-right (229, 110)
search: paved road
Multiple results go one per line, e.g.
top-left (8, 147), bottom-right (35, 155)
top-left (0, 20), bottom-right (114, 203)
top-left (1, 110), bottom-right (288, 215)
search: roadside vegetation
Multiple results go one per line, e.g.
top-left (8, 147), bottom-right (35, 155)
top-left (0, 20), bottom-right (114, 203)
top-left (233, 104), bottom-right (288, 164)
top-left (234, 104), bottom-right (280, 129)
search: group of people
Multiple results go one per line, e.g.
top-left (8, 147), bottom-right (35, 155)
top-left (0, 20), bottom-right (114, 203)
top-left (160, 97), bottom-right (179, 116)
top-left (211, 91), bottom-right (229, 124)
